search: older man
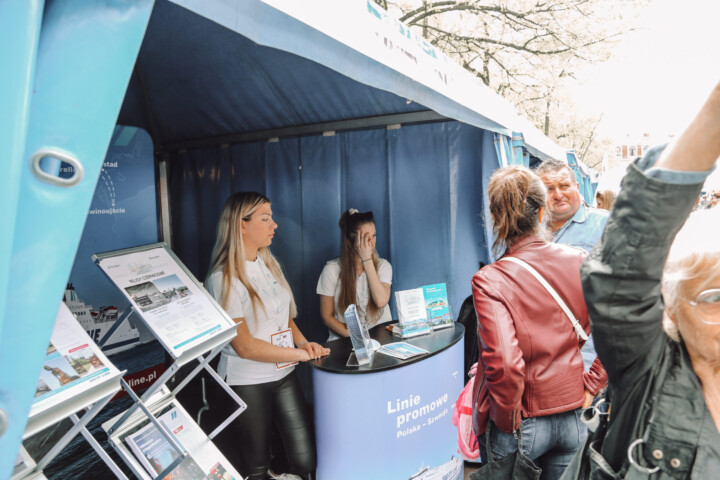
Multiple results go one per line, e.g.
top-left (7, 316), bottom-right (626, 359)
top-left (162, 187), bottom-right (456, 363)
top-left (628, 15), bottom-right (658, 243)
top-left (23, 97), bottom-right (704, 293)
top-left (536, 160), bottom-right (609, 375)
top-left (536, 160), bottom-right (609, 252)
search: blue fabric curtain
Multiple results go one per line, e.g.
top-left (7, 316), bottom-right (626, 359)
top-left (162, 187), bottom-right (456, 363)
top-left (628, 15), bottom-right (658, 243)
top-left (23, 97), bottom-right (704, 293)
top-left (566, 151), bottom-right (595, 204)
top-left (168, 121), bottom-right (496, 343)
top-left (511, 132), bottom-right (530, 167)
top-left (494, 132), bottom-right (529, 167)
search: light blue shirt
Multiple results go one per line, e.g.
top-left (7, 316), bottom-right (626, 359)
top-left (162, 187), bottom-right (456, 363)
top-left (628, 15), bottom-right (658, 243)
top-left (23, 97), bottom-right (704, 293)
top-left (552, 203), bottom-right (609, 370)
top-left (552, 203), bottom-right (609, 254)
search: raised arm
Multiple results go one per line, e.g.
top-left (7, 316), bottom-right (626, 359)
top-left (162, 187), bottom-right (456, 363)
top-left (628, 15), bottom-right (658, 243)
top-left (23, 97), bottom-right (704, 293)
top-left (581, 81), bottom-right (720, 387)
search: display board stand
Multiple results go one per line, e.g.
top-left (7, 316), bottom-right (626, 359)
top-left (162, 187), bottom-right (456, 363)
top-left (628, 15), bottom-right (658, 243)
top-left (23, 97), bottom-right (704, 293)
top-left (92, 243), bottom-right (247, 479)
top-left (17, 303), bottom-right (127, 480)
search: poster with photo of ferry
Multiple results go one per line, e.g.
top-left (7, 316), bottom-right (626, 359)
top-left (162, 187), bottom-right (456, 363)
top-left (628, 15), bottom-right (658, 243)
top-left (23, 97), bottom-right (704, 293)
top-left (63, 126), bottom-right (159, 355)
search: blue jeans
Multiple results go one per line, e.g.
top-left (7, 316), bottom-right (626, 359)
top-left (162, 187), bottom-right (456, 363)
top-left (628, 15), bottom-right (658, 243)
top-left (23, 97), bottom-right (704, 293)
top-left (478, 408), bottom-right (587, 480)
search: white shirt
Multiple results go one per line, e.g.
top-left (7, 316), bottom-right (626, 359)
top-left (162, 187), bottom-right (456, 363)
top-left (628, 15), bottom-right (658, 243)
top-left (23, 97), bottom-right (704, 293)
top-left (206, 257), bottom-right (293, 385)
top-left (316, 258), bottom-right (392, 340)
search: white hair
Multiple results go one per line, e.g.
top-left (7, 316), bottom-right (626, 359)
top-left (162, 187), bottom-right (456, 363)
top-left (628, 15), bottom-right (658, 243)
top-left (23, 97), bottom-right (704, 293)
top-left (662, 207), bottom-right (720, 341)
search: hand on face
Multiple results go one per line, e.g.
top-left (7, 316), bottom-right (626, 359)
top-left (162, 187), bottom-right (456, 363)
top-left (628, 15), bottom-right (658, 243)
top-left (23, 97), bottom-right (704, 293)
top-left (354, 223), bottom-right (377, 261)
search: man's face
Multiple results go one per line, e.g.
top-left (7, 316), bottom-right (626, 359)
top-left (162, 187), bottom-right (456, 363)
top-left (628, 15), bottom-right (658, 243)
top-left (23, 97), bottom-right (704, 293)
top-left (539, 168), bottom-right (582, 226)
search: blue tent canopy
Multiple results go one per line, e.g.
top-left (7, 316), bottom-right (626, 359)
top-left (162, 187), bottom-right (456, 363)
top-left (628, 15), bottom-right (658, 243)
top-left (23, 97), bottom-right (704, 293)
top-left (115, 0), bottom-right (572, 342)
top-left (0, 0), bottom-right (576, 470)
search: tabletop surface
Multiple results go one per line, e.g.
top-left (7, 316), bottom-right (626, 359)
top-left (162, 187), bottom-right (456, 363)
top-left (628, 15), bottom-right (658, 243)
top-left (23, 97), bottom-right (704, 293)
top-left (309, 322), bottom-right (464, 374)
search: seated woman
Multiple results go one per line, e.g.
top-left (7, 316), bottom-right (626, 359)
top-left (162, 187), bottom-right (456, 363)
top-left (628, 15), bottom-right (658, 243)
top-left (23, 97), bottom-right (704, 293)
top-left (316, 209), bottom-right (392, 340)
top-left (472, 166), bottom-right (607, 480)
top-left (569, 83), bottom-right (720, 478)
top-left (205, 191), bottom-right (329, 480)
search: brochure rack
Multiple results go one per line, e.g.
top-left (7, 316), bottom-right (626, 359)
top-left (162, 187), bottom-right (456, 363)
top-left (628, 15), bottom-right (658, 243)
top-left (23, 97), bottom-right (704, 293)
top-left (17, 304), bottom-right (126, 480)
top-left (92, 243), bottom-right (247, 479)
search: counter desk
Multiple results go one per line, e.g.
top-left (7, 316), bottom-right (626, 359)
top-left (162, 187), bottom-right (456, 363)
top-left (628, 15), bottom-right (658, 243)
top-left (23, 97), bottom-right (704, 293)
top-left (309, 323), bottom-right (465, 480)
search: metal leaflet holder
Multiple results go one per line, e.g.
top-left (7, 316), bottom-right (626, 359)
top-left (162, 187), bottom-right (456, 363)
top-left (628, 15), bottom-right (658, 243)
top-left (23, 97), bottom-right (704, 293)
top-left (15, 302), bottom-right (125, 480)
top-left (91, 243), bottom-right (247, 479)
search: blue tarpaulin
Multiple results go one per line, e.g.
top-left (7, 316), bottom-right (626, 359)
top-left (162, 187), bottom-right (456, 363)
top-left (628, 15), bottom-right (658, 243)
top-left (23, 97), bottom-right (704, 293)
top-left (0, 0), bottom-right (577, 472)
top-left (116, 0), bottom-right (570, 341)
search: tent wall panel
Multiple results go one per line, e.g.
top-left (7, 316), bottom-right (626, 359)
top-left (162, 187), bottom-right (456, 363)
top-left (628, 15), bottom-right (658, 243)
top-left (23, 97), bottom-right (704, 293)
top-left (168, 121), bottom-right (496, 343)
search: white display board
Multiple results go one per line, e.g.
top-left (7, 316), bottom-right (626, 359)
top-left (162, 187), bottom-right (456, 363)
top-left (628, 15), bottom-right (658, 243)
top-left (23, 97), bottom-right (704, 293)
top-left (93, 243), bottom-right (236, 363)
top-left (25, 303), bottom-right (124, 438)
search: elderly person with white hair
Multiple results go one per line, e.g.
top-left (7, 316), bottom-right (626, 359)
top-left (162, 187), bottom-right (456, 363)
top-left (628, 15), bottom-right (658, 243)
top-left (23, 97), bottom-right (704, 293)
top-left (561, 83), bottom-right (720, 480)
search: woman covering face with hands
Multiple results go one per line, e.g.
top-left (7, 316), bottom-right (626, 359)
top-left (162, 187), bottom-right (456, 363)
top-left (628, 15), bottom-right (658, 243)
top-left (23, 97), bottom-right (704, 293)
top-left (205, 191), bottom-right (328, 480)
top-left (317, 209), bottom-right (392, 340)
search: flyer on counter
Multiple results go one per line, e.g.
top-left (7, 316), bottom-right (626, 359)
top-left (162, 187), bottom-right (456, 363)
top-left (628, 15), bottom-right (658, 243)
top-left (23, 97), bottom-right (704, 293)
top-left (30, 302), bottom-right (121, 417)
top-left (95, 245), bottom-right (234, 357)
top-left (125, 404), bottom-right (241, 480)
top-left (395, 288), bottom-right (427, 324)
top-left (423, 283), bottom-right (454, 329)
top-left (378, 342), bottom-right (429, 360)
top-left (395, 283), bottom-right (453, 333)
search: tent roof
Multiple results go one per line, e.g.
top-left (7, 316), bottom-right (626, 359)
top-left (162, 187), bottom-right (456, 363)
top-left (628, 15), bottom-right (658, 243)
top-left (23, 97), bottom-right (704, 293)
top-left (119, 0), bottom-right (567, 160)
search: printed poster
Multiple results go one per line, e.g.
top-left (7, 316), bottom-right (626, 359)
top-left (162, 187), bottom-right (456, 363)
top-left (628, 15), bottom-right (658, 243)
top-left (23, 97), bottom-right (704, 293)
top-left (31, 303), bottom-right (121, 417)
top-left (125, 405), bottom-right (240, 480)
top-left (96, 246), bottom-right (234, 357)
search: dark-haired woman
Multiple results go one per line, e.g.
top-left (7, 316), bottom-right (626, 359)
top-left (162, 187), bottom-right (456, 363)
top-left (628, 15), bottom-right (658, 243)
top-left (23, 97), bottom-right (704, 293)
top-left (316, 209), bottom-right (392, 340)
top-left (472, 166), bottom-right (607, 480)
top-left (206, 191), bottom-right (329, 480)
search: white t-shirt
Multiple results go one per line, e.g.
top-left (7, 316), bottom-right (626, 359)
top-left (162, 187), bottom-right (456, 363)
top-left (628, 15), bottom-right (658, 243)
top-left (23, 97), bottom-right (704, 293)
top-left (316, 258), bottom-right (392, 340)
top-left (206, 257), bottom-right (293, 386)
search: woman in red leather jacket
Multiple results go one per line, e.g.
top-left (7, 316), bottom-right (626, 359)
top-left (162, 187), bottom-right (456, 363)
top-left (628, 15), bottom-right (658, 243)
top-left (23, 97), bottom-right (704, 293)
top-left (472, 165), bottom-right (607, 480)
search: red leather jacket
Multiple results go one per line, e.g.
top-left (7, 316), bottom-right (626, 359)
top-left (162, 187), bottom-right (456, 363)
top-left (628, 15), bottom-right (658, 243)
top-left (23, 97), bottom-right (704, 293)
top-left (471, 235), bottom-right (607, 434)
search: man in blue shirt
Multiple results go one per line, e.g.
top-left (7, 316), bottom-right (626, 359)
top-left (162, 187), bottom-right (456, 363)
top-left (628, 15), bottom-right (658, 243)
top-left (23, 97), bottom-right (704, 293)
top-left (536, 160), bottom-right (609, 252)
top-left (536, 160), bottom-right (609, 384)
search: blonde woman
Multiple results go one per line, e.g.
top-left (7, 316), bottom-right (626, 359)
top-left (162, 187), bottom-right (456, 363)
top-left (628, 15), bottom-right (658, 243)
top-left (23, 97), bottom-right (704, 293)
top-left (206, 191), bottom-right (328, 480)
top-left (317, 209), bottom-right (392, 340)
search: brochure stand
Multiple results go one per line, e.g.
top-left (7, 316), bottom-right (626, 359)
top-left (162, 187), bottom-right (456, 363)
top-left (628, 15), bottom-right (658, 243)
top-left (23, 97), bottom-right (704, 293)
top-left (12, 447), bottom-right (47, 480)
top-left (343, 304), bottom-right (379, 366)
top-left (92, 243), bottom-right (247, 479)
top-left (102, 386), bottom-right (244, 480)
top-left (17, 303), bottom-right (127, 480)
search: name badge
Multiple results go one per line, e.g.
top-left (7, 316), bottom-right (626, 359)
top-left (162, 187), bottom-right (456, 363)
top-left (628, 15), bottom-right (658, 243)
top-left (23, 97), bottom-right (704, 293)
top-left (271, 328), bottom-right (297, 370)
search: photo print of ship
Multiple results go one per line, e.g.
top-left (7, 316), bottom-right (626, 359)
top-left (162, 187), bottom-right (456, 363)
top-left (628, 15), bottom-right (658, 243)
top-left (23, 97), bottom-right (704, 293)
top-left (125, 274), bottom-right (192, 313)
top-left (64, 283), bottom-right (141, 355)
top-left (62, 127), bottom-right (158, 355)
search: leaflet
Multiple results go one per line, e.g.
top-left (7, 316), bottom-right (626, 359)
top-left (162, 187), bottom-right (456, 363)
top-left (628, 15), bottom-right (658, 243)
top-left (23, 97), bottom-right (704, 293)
top-left (423, 283), bottom-right (454, 329)
top-left (378, 342), bottom-right (429, 360)
top-left (395, 288), bottom-right (427, 324)
top-left (30, 302), bottom-right (121, 417)
top-left (125, 404), bottom-right (241, 480)
top-left (96, 246), bottom-right (234, 357)
top-left (394, 283), bottom-right (453, 332)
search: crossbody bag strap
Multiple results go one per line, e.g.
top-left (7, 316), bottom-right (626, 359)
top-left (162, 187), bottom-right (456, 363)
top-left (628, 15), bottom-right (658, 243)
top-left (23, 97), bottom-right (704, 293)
top-left (498, 256), bottom-right (589, 342)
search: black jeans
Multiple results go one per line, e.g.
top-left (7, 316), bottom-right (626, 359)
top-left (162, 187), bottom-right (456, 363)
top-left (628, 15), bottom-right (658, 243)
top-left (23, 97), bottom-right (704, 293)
top-left (227, 371), bottom-right (316, 480)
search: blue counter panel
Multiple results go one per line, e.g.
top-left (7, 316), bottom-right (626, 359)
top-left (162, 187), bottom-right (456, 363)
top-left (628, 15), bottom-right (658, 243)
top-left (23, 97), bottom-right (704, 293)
top-left (312, 340), bottom-right (464, 480)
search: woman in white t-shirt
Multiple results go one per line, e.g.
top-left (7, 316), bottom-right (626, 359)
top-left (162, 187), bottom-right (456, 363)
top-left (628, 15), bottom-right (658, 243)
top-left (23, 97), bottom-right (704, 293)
top-left (316, 209), bottom-right (392, 340)
top-left (206, 192), bottom-right (329, 480)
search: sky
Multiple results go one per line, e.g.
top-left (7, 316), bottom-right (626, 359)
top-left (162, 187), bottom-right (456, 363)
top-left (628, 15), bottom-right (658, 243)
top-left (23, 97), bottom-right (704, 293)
top-left (569, 0), bottom-right (720, 141)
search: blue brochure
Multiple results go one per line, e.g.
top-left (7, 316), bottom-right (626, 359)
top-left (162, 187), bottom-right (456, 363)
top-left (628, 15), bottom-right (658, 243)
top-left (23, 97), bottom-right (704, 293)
top-left (423, 283), bottom-right (453, 329)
